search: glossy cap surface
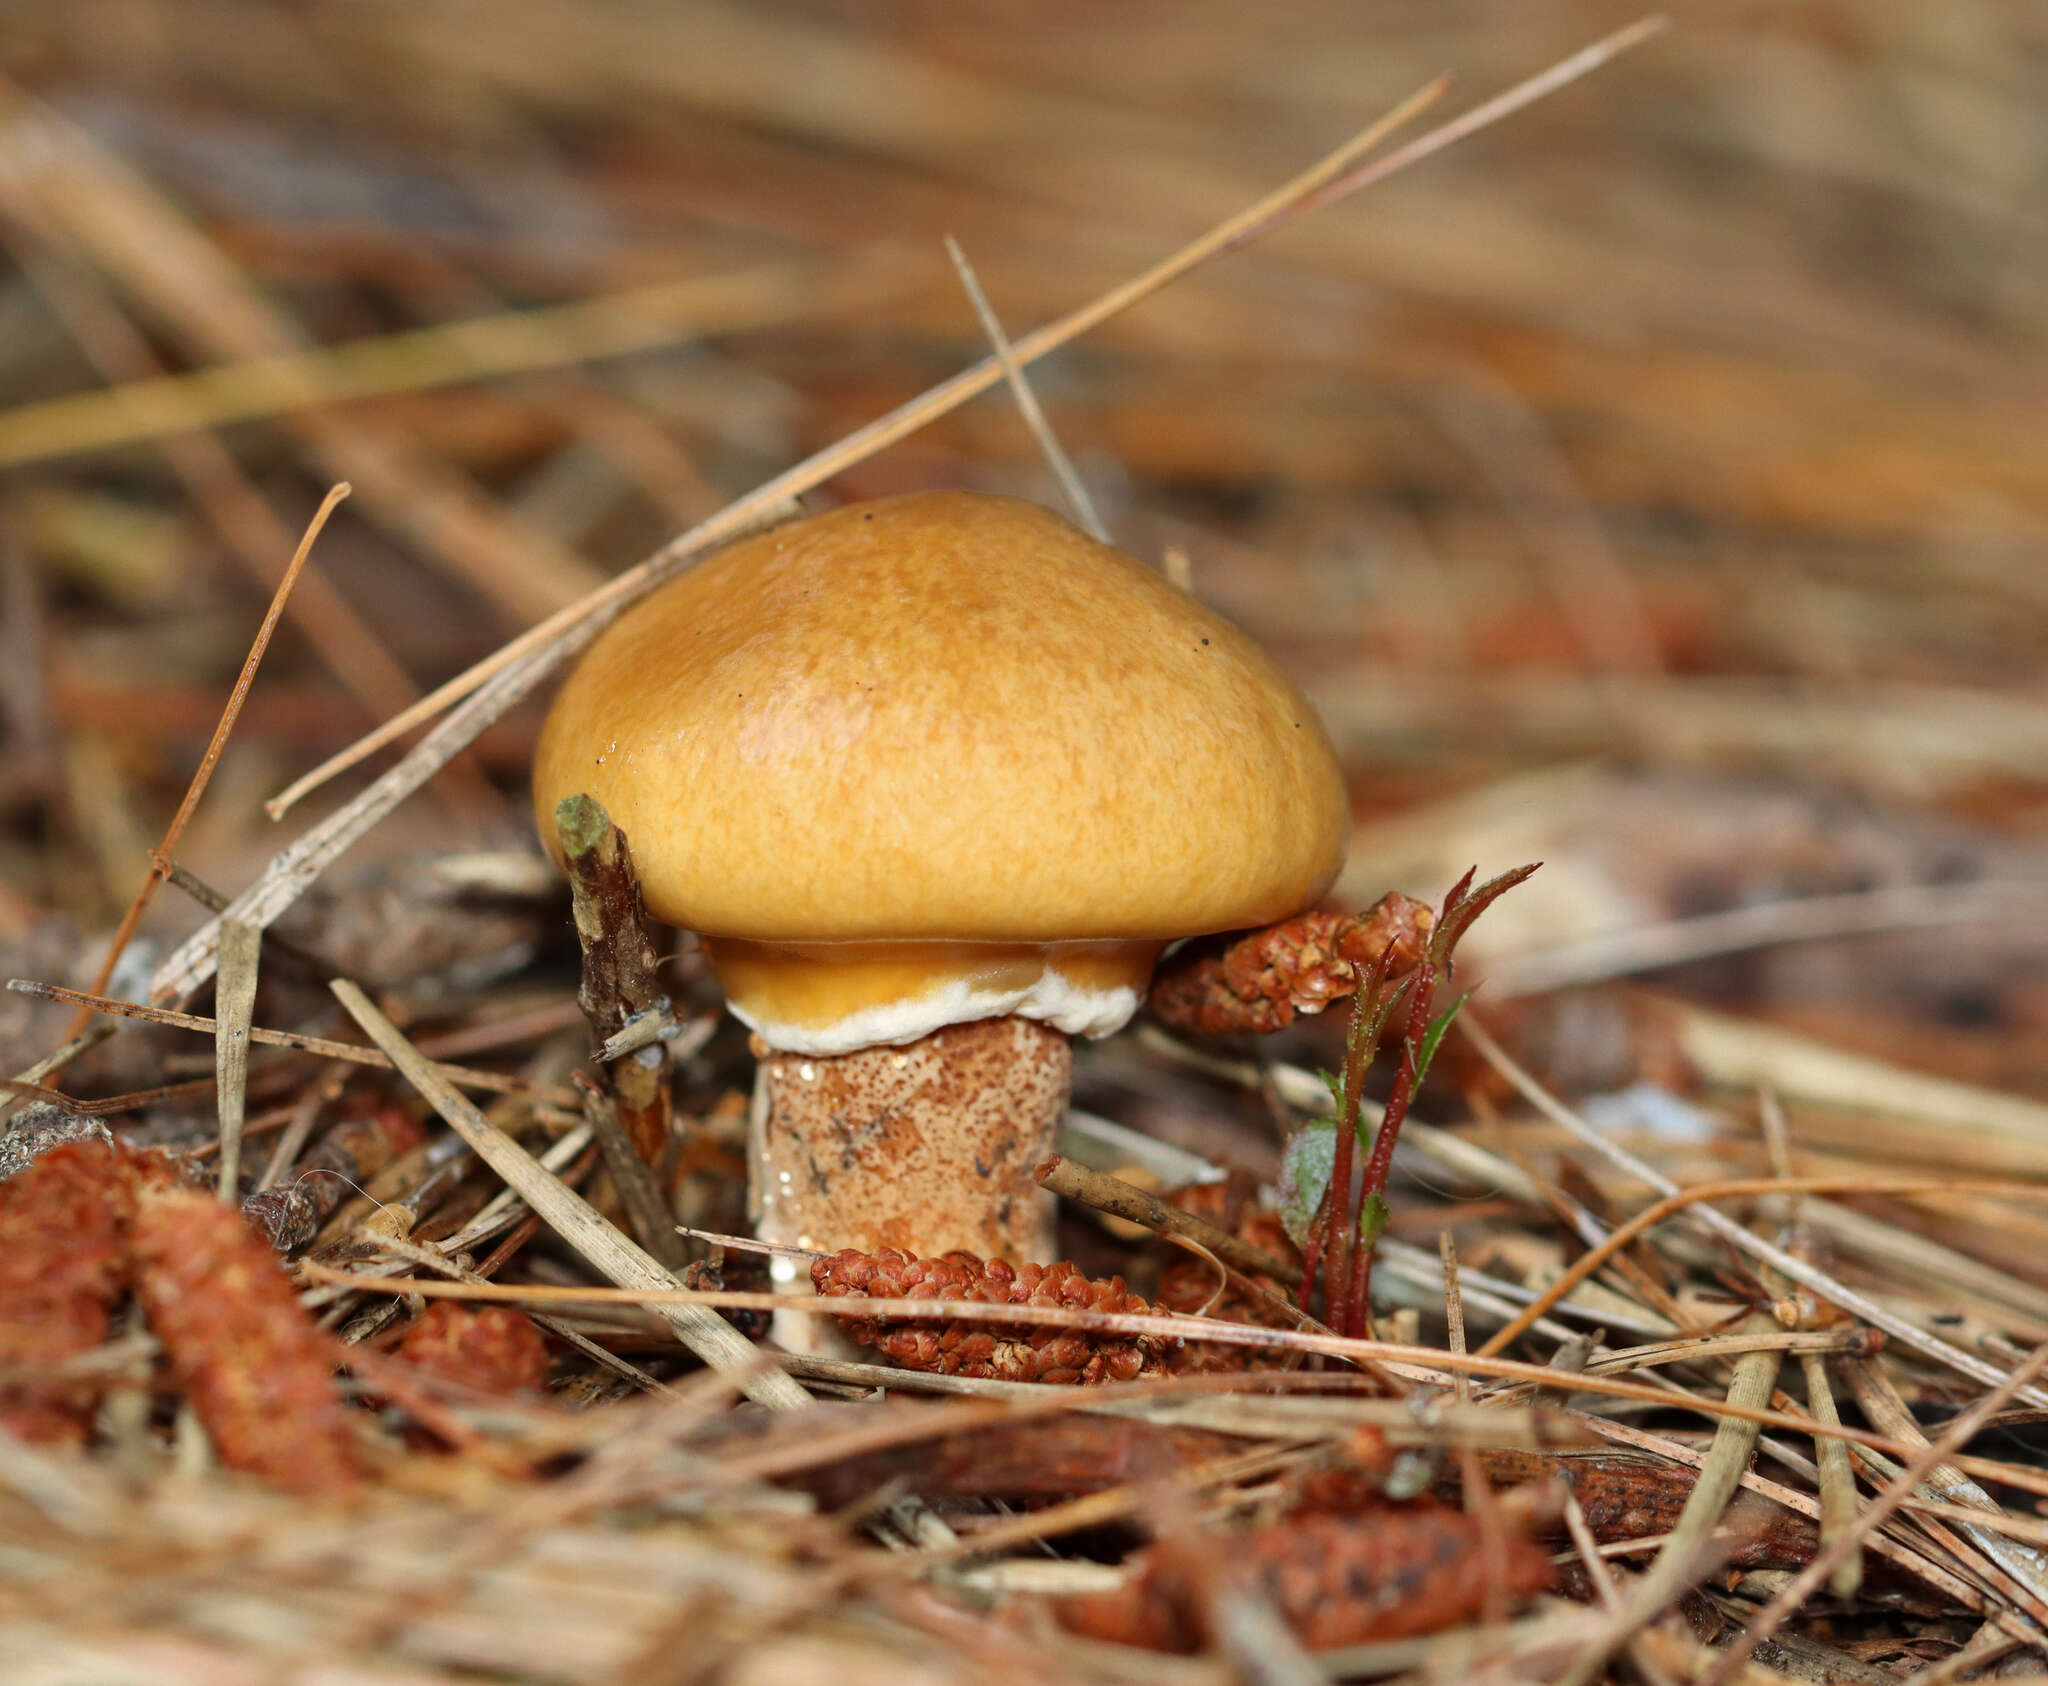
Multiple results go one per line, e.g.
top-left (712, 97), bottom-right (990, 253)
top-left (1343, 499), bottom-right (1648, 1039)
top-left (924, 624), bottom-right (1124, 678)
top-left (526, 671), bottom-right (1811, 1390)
top-left (533, 491), bottom-right (1348, 944)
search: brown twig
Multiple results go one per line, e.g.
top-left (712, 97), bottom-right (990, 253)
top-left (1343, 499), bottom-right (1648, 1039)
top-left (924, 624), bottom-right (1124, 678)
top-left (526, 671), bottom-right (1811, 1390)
top-left (554, 795), bottom-right (673, 1170)
top-left (1035, 1157), bottom-right (1301, 1286)
top-left (573, 1076), bottom-right (684, 1271)
top-left (8, 979), bottom-right (562, 1101)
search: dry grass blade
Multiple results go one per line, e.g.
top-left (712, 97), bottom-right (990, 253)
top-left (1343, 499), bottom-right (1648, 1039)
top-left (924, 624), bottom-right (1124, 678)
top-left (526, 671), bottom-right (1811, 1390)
top-left (56, 482), bottom-right (346, 1043)
top-left (12, 241), bottom-right (442, 737)
top-left (1477, 1174), bottom-right (2048, 1359)
top-left (1487, 880), bottom-right (2048, 998)
top-left (1842, 1356), bottom-right (2048, 1621)
top-left (1441, 1232), bottom-right (1470, 1406)
top-left (0, 76), bottom-right (603, 626)
top-left (327, 979), bottom-right (808, 1411)
top-left (1312, 674), bottom-right (2048, 796)
top-left (1226, 15), bottom-right (1668, 243)
top-left (258, 31), bottom-right (1683, 822)
top-left (208, 919), bottom-right (259, 1199)
top-left (147, 634), bottom-right (577, 1007)
top-left (945, 234), bottom-right (1108, 542)
top-left (1459, 1015), bottom-right (2048, 1406)
top-left (1674, 1002), bottom-right (2048, 1147)
top-left (302, 1266), bottom-right (2007, 1465)
top-left (1557, 1315), bottom-right (1784, 1686)
top-left (7, 979), bottom-right (563, 1100)
top-left (0, 251), bottom-right (900, 468)
top-left (1803, 1353), bottom-right (1863, 1600)
top-left (1704, 1338), bottom-right (2048, 1684)
top-left (1579, 1416), bottom-right (2043, 1647)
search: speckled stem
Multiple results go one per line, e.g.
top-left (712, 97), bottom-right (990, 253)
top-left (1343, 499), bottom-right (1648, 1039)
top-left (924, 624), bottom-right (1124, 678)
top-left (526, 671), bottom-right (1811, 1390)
top-left (753, 1016), bottom-right (1066, 1273)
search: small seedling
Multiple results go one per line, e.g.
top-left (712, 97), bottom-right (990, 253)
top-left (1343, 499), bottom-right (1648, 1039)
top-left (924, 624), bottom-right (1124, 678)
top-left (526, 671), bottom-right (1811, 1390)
top-left (1280, 864), bottom-right (1539, 1338)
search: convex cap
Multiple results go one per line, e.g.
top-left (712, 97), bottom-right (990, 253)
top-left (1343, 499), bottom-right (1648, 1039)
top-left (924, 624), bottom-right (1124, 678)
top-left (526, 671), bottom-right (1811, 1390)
top-left (533, 492), bottom-right (1348, 1048)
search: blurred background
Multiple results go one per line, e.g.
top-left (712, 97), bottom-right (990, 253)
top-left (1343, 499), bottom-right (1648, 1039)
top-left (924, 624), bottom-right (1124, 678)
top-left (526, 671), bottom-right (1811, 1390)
top-left (1, 1), bottom-right (2043, 1102)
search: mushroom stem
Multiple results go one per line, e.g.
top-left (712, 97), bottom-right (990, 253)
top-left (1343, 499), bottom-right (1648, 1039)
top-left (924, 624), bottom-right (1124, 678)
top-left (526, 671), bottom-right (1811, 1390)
top-left (751, 1015), bottom-right (1066, 1274)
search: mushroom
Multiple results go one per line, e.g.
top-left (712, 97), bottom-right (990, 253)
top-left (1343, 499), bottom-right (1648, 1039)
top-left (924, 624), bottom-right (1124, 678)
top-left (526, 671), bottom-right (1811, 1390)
top-left (533, 491), bottom-right (1346, 1280)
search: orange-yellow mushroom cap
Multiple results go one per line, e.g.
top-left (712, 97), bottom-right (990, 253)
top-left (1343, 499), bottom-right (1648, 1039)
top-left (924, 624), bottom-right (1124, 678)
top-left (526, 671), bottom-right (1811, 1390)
top-left (533, 491), bottom-right (1348, 1051)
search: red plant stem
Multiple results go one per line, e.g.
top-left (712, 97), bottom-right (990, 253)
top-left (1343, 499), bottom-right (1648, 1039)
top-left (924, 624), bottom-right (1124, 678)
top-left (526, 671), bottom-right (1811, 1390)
top-left (1297, 1181), bottom-right (1332, 1317)
top-left (1345, 957), bottom-right (1437, 1335)
top-left (1321, 962), bottom-right (1386, 1338)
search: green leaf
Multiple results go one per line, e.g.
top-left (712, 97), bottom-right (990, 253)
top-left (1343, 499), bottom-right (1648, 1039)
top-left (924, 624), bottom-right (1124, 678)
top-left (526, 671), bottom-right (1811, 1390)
top-left (1317, 1067), bottom-right (1344, 1114)
top-left (1411, 989), bottom-right (1472, 1091)
top-left (1358, 1192), bottom-right (1392, 1247)
top-left (1278, 1117), bottom-right (1337, 1252)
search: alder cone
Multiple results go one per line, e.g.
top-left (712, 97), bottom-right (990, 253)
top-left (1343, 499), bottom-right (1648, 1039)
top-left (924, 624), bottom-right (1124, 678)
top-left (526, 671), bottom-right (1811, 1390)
top-left (1157, 1179), bottom-right (1303, 1373)
top-left (1147, 896), bottom-right (1433, 1037)
top-left (131, 1182), bottom-right (360, 1495)
top-left (811, 1247), bottom-right (1178, 1384)
top-left (0, 1141), bottom-right (136, 1443)
top-left (1060, 1501), bottom-right (1554, 1652)
top-left (394, 1303), bottom-right (551, 1397)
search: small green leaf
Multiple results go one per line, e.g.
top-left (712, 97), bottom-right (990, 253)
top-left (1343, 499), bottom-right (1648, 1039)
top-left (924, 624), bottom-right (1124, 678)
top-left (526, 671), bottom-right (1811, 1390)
top-left (1357, 1192), bottom-right (1392, 1247)
top-left (1317, 1067), bottom-right (1344, 1114)
top-left (1411, 989), bottom-right (1472, 1090)
top-left (1278, 1117), bottom-right (1337, 1251)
